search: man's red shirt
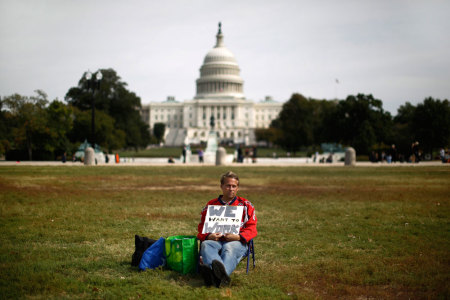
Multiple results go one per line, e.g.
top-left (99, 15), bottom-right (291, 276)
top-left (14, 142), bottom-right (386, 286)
top-left (197, 195), bottom-right (257, 243)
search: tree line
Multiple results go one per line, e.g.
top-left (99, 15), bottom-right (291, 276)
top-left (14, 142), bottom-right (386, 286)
top-left (256, 93), bottom-right (450, 160)
top-left (0, 69), bottom-right (162, 161)
top-left (1, 68), bottom-right (449, 161)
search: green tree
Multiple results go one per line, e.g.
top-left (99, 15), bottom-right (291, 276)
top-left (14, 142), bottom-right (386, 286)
top-left (153, 123), bottom-right (166, 144)
top-left (0, 97), bottom-right (12, 157)
top-left (65, 68), bottom-right (150, 150)
top-left (45, 100), bottom-right (74, 157)
top-left (392, 102), bottom-right (416, 157)
top-left (325, 94), bottom-right (392, 155)
top-left (311, 99), bottom-right (338, 145)
top-left (2, 91), bottom-right (49, 160)
top-left (271, 93), bottom-right (315, 154)
top-left (254, 127), bottom-right (281, 146)
top-left (69, 107), bottom-right (126, 153)
top-left (270, 94), bottom-right (338, 153)
top-left (412, 97), bottom-right (450, 155)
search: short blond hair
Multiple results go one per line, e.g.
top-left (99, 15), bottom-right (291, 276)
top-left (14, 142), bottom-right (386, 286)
top-left (220, 171), bottom-right (239, 185)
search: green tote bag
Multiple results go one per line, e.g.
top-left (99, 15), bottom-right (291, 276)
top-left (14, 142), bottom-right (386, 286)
top-left (165, 235), bottom-right (198, 274)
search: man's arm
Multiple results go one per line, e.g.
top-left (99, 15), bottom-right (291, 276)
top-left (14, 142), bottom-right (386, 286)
top-left (197, 205), bottom-right (210, 241)
top-left (238, 202), bottom-right (257, 243)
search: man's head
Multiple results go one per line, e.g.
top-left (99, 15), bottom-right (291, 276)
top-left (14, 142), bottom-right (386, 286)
top-left (220, 171), bottom-right (239, 186)
top-left (220, 171), bottom-right (239, 202)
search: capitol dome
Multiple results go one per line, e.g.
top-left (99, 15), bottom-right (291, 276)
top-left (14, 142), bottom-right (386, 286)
top-left (195, 23), bottom-right (245, 100)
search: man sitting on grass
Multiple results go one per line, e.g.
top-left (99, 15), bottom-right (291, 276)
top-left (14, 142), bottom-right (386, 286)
top-left (197, 171), bottom-right (257, 287)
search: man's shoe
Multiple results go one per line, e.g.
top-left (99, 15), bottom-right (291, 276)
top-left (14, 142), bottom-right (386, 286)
top-left (212, 260), bottom-right (231, 287)
top-left (199, 264), bottom-right (214, 287)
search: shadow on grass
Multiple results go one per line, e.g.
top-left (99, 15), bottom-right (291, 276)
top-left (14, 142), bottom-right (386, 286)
top-left (121, 260), bottom-right (206, 288)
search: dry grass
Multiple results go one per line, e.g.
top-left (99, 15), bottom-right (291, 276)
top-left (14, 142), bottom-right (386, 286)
top-left (0, 165), bottom-right (449, 299)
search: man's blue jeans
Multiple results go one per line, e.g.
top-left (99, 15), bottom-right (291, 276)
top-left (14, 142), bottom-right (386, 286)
top-left (200, 240), bottom-right (248, 275)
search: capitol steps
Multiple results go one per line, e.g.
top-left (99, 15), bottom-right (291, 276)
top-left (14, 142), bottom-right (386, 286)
top-left (164, 129), bottom-right (186, 146)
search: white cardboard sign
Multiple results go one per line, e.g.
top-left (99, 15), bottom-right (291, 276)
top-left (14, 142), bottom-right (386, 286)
top-left (202, 205), bottom-right (243, 234)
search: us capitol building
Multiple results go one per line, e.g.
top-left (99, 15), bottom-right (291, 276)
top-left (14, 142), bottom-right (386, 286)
top-left (140, 23), bottom-right (283, 146)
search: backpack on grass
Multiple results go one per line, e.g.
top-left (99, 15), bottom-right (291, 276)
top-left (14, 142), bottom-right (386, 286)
top-left (131, 235), bottom-right (157, 266)
top-left (139, 237), bottom-right (166, 271)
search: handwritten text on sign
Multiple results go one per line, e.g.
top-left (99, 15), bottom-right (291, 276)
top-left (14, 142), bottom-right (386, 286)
top-left (202, 205), bottom-right (244, 234)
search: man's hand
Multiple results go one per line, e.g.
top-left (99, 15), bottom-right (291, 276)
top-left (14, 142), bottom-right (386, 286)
top-left (223, 233), bottom-right (240, 242)
top-left (207, 232), bottom-right (223, 241)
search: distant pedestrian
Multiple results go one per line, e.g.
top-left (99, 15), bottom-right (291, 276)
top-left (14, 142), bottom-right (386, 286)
top-left (182, 146), bottom-right (187, 163)
top-left (389, 144), bottom-right (398, 163)
top-left (198, 149), bottom-right (204, 163)
top-left (252, 146), bottom-right (257, 163)
top-left (326, 153), bottom-right (333, 163)
top-left (412, 142), bottom-right (420, 163)
top-left (62, 152), bottom-right (66, 163)
top-left (440, 148), bottom-right (446, 163)
top-left (237, 146), bottom-right (243, 163)
top-left (386, 153), bottom-right (392, 164)
top-left (381, 151), bottom-right (386, 162)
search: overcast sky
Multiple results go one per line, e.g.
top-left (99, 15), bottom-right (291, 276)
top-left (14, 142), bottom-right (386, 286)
top-left (1, 0), bottom-right (449, 115)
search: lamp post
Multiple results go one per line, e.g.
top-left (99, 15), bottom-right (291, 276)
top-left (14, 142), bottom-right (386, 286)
top-left (85, 70), bottom-right (102, 148)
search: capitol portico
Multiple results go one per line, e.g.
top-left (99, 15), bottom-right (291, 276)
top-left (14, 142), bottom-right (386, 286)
top-left (140, 23), bottom-right (283, 146)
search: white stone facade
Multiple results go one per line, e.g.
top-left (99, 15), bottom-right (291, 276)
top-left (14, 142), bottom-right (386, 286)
top-left (140, 24), bottom-right (283, 146)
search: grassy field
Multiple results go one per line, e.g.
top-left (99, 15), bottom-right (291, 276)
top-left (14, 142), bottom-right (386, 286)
top-left (0, 166), bottom-right (449, 299)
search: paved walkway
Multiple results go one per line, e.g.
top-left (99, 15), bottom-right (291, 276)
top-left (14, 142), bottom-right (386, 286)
top-left (0, 159), bottom-right (447, 167)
